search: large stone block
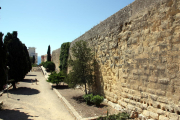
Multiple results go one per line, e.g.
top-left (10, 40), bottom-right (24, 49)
top-left (159, 115), bottom-right (169, 120)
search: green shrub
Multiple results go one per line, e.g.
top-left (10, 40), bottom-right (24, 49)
top-left (97, 112), bottom-right (129, 120)
top-left (83, 94), bottom-right (93, 105)
top-left (47, 71), bottom-right (65, 86)
top-left (44, 61), bottom-right (55, 72)
top-left (91, 95), bottom-right (104, 106)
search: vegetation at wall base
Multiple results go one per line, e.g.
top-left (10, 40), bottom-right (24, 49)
top-left (83, 94), bottom-right (93, 105)
top-left (66, 40), bottom-right (95, 94)
top-left (59, 42), bottom-right (70, 73)
top-left (97, 112), bottom-right (130, 120)
top-left (3, 31), bottom-right (31, 89)
top-left (91, 95), bottom-right (104, 106)
top-left (47, 71), bottom-right (65, 86)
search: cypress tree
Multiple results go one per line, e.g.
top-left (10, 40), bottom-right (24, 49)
top-left (0, 32), bottom-right (6, 90)
top-left (33, 55), bottom-right (35, 64)
top-left (4, 31), bottom-right (30, 89)
top-left (47, 45), bottom-right (51, 61)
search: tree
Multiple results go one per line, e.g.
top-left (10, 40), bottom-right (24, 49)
top-left (0, 32), bottom-right (6, 90)
top-left (59, 42), bottom-right (70, 73)
top-left (66, 40), bottom-right (95, 94)
top-left (32, 55), bottom-right (35, 64)
top-left (47, 71), bottom-right (65, 86)
top-left (47, 45), bottom-right (51, 61)
top-left (4, 31), bottom-right (31, 89)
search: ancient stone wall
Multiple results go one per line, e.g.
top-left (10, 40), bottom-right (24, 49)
top-left (51, 48), bottom-right (61, 72)
top-left (68, 0), bottom-right (180, 119)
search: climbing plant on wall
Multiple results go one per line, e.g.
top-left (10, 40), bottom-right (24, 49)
top-left (59, 42), bottom-right (71, 73)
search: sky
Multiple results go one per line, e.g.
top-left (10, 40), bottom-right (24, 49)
top-left (0, 0), bottom-right (135, 56)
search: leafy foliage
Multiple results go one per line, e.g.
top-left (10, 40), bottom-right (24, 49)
top-left (43, 61), bottom-right (55, 72)
top-left (91, 95), bottom-right (104, 106)
top-left (66, 40), bottom-right (95, 94)
top-left (97, 112), bottom-right (130, 120)
top-left (3, 31), bottom-right (31, 89)
top-left (59, 42), bottom-right (70, 73)
top-left (0, 32), bottom-right (6, 90)
top-left (47, 71), bottom-right (65, 86)
top-left (47, 45), bottom-right (51, 61)
top-left (83, 94), bottom-right (93, 105)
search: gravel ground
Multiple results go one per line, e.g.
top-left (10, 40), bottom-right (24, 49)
top-left (55, 85), bottom-right (120, 118)
top-left (0, 71), bottom-right (75, 120)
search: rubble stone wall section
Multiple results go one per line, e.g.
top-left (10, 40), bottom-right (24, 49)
top-left (68, 0), bottom-right (180, 119)
top-left (51, 48), bottom-right (61, 72)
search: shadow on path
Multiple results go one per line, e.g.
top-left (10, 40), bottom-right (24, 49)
top-left (0, 109), bottom-right (38, 120)
top-left (22, 79), bottom-right (38, 83)
top-left (5, 87), bottom-right (40, 95)
top-left (26, 75), bottom-right (37, 76)
top-left (52, 85), bottom-right (69, 89)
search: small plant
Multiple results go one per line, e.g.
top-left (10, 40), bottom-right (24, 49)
top-left (91, 95), bottom-right (104, 106)
top-left (97, 112), bottom-right (129, 120)
top-left (83, 94), bottom-right (93, 105)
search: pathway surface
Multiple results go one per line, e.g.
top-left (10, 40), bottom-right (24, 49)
top-left (0, 71), bottom-right (75, 120)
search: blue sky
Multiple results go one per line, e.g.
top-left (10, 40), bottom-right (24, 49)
top-left (0, 0), bottom-right (134, 56)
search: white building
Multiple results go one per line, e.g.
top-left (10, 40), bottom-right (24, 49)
top-left (28, 47), bottom-right (38, 64)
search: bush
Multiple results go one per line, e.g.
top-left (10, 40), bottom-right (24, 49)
top-left (97, 112), bottom-right (130, 120)
top-left (91, 95), bottom-right (104, 106)
top-left (47, 71), bottom-right (65, 86)
top-left (83, 94), bottom-right (93, 105)
top-left (44, 61), bottom-right (55, 72)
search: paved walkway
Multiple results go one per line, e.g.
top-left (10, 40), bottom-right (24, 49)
top-left (0, 71), bottom-right (75, 120)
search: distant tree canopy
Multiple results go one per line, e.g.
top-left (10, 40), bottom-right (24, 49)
top-left (3, 31), bottom-right (31, 89)
top-left (59, 42), bottom-right (70, 73)
top-left (0, 32), bottom-right (6, 90)
top-left (47, 45), bottom-right (51, 61)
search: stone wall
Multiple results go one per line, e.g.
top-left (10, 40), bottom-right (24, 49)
top-left (68, 0), bottom-right (180, 119)
top-left (51, 48), bottom-right (61, 72)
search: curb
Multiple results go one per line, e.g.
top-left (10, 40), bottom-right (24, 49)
top-left (41, 66), bottom-right (102, 120)
top-left (49, 83), bottom-right (82, 120)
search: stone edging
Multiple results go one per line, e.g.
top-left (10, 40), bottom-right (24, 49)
top-left (40, 66), bottom-right (127, 120)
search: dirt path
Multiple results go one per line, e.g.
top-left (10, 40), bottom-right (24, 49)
top-left (0, 71), bottom-right (75, 120)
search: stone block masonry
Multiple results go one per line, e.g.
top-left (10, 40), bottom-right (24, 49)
top-left (67, 0), bottom-right (180, 119)
top-left (51, 48), bottom-right (61, 72)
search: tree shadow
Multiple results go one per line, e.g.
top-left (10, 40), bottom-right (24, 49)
top-left (71, 95), bottom-right (108, 108)
top-left (72, 95), bottom-right (86, 104)
top-left (0, 109), bottom-right (37, 120)
top-left (92, 60), bottom-right (105, 96)
top-left (26, 75), bottom-right (37, 76)
top-left (52, 85), bottom-right (69, 89)
top-left (21, 79), bottom-right (37, 83)
top-left (4, 87), bottom-right (40, 95)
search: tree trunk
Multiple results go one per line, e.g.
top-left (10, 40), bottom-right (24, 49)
top-left (12, 82), bottom-right (16, 89)
top-left (85, 83), bottom-right (87, 95)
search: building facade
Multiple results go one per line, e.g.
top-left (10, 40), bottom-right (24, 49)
top-left (28, 47), bottom-right (38, 64)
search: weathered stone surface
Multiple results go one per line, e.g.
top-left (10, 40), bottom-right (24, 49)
top-left (64, 0), bottom-right (180, 118)
top-left (159, 115), bottom-right (169, 120)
